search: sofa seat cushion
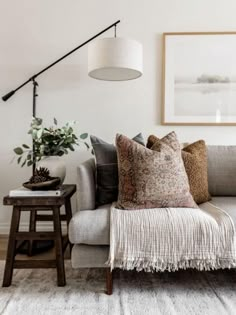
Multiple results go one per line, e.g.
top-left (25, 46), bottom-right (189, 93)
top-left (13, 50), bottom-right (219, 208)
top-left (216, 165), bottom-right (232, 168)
top-left (69, 204), bottom-right (111, 245)
top-left (207, 197), bottom-right (236, 226)
top-left (71, 244), bottom-right (109, 268)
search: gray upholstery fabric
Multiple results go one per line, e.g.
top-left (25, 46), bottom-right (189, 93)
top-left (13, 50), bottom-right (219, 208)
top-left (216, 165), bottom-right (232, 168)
top-left (76, 158), bottom-right (96, 210)
top-left (71, 244), bottom-right (109, 268)
top-left (90, 133), bottom-right (145, 206)
top-left (207, 146), bottom-right (236, 196)
top-left (69, 204), bottom-right (110, 245)
top-left (208, 197), bottom-right (236, 226)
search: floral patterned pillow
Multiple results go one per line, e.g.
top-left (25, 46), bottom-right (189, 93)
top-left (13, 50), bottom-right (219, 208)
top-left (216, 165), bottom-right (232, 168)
top-left (116, 132), bottom-right (197, 210)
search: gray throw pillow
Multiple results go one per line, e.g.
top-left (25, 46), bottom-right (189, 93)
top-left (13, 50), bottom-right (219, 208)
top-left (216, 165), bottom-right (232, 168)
top-left (90, 133), bottom-right (145, 206)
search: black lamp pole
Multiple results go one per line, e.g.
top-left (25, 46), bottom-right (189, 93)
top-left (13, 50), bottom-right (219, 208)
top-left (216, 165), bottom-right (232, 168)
top-left (32, 79), bottom-right (38, 117)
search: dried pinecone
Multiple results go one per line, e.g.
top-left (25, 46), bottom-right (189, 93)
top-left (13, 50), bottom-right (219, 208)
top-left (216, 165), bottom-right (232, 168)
top-left (36, 167), bottom-right (50, 178)
top-left (29, 167), bottom-right (51, 184)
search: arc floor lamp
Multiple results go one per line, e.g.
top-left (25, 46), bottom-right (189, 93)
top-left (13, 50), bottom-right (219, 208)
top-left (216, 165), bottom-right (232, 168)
top-left (2, 20), bottom-right (143, 117)
top-left (2, 19), bottom-right (142, 177)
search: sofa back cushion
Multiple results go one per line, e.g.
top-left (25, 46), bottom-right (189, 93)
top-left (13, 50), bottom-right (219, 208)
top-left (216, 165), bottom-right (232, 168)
top-left (77, 158), bottom-right (96, 210)
top-left (207, 146), bottom-right (236, 196)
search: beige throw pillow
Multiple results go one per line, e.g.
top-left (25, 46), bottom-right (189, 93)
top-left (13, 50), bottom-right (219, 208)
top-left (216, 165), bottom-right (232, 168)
top-left (116, 132), bottom-right (197, 210)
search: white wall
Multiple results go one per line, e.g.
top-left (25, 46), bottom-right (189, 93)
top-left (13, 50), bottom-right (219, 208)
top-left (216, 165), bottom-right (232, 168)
top-left (1, 0), bottom-right (236, 233)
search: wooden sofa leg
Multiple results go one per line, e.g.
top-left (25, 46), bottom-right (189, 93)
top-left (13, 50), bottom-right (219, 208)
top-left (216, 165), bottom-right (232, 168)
top-left (106, 268), bottom-right (113, 295)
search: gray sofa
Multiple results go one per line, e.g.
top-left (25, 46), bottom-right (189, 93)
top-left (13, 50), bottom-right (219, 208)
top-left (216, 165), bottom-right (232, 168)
top-left (69, 145), bottom-right (236, 293)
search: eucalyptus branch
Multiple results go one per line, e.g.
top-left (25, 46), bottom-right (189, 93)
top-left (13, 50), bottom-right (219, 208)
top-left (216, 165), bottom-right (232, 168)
top-left (14, 117), bottom-right (89, 167)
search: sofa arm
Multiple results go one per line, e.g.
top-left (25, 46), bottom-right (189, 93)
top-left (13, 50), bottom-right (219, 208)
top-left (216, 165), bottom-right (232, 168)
top-left (76, 158), bottom-right (96, 211)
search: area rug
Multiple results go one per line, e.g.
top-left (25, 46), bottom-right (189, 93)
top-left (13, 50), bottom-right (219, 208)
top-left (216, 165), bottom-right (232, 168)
top-left (0, 261), bottom-right (236, 315)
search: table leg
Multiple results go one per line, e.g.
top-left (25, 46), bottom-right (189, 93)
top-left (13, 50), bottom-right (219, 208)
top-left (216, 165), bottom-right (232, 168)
top-left (65, 199), bottom-right (73, 253)
top-left (28, 209), bottom-right (36, 256)
top-left (52, 206), bottom-right (66, 286)
top-left (2, 206), bottom-right (21, 287)
top-left (106, 268), bottom-right (113, 295)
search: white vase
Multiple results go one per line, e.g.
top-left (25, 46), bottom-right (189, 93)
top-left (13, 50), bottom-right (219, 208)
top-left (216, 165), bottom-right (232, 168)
top-left (37, 156), bottom-right (66, 184)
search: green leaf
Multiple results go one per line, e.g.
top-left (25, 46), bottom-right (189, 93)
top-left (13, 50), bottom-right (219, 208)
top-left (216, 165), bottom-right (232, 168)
top-left (54, 118), bottom-right (58, 125)
top-left (21, 160), bottom-right (26, 167)
top-left (37, 128), bottom-right (43, 139)
top-left (80, 133), bottom-right (88, 139)
top-left (84, 142), bottom-right (90, 149)
top-left (14, 147), bottom-right (23, 155)
top-left (27, 154), bottom-right (31, 160)
top-left (68, 127), bottom-right (73, 134)
top-left (27, 160), bottom-right (33, 167)
top-left (32, 130), bottom-right (38, 140)
top-left (69, 144), bottom-right (75, 151)
top-left (17, 156), bottom-right (22, 164)
top-left (22, 144), bottom-right (30, 149)
top-left (34, 117), bottom-right (42, 125)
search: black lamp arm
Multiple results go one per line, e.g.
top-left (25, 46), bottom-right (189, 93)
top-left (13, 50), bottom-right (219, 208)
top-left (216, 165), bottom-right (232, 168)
top-left (2, 19), bottom-right (120, 102)
top-left (2, 90), bottom-right (15, 101)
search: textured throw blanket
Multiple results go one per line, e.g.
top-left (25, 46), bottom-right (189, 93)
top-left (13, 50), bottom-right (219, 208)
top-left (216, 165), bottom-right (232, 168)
top-left (108, 202), bottom-right (236, 272)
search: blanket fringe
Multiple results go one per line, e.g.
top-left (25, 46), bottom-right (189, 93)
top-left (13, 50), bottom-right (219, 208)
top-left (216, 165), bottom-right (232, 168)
top-left (106, 258), bottom-right (236, 272)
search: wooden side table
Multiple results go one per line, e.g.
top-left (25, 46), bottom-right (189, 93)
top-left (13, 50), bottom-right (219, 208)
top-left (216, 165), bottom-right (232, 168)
top-left (2, 184), bottom-right (76, 287)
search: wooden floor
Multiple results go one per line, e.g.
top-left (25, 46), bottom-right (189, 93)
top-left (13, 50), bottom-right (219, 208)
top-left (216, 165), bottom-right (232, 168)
top-left (0, 235), bottom-right (70, 261)
top-left (0, 236), bottom-right (7, 260)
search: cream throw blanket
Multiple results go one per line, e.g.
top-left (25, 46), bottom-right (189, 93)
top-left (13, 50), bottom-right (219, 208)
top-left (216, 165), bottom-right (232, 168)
top-left (108, 202), bottom-right (236, 271)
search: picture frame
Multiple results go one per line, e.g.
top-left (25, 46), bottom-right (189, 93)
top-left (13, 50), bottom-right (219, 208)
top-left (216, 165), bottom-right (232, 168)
top-left (162, 32), bottom-right (236, 125)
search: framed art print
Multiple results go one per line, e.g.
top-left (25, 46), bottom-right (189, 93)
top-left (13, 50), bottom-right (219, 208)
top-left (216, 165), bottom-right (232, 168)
top-left (162, 32), bottom-right (236, 125)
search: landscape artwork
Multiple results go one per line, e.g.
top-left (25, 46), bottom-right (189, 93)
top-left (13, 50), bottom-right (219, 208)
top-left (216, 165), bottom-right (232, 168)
top-left (162, 33), bottom-right (236, 125)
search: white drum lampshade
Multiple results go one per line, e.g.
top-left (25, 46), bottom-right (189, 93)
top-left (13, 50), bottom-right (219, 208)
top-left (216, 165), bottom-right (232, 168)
top-left (88, 37), bottom-right (143, 81)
